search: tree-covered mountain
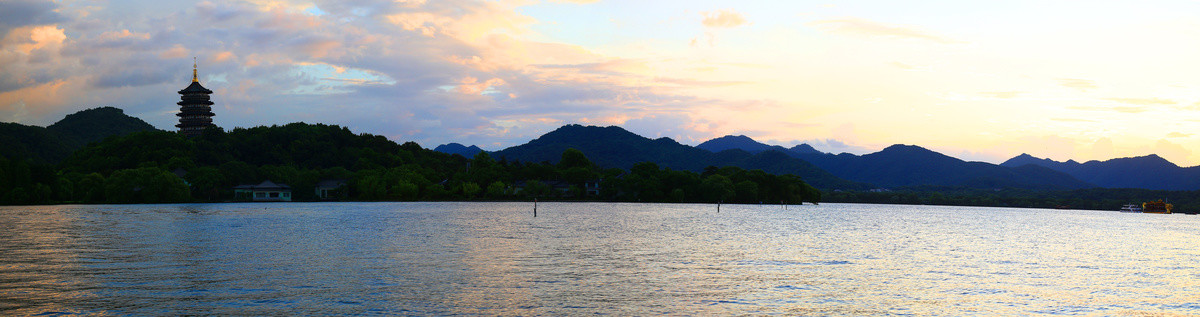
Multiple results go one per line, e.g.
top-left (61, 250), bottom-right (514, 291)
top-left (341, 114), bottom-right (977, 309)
top-left (1001, 153), bottom-right (1200, 190)
top-left (697, 135), bottom-right (779, 153)
top-left (433, 143), bottom-right (484, 157)
top-left (788, 144), bottom-right (823, 155)
top-left (694, 134), bottom-right (1092, 190)
top-left (491, 125), bottom-right (865, 190)
top-left (696, 135), bottom-right (826, 156)
top-left (794, 144), bottom-right (1092, 190)
top-left (0, 122), bottom-right (69, 163)
top-left (0, 107), bottom-right (157, 163)
top-left (3, 121), bottom-right (821, 205)
top-left (48, 107), bottom-right (158, 149)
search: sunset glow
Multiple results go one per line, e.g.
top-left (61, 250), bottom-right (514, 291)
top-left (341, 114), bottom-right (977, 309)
top-left (4, 0), bottom-right (1200, 165)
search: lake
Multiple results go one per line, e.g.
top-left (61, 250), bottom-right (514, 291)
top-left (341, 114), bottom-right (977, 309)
top-left (1, 202), bottom-right (1197, 315)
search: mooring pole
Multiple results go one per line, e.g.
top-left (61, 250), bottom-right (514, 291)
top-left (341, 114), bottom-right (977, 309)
top-left (717, 201), bottom-right (721, 213)
top-left (534, 198), bottom-right (538, 217)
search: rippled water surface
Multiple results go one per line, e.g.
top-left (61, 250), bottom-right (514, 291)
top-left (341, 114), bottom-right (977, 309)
top-left (1, 202), bottom-right (1198, 315)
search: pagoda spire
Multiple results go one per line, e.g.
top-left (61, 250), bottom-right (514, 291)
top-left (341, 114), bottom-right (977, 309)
top-left (177, 58), bottom-right (215, 136)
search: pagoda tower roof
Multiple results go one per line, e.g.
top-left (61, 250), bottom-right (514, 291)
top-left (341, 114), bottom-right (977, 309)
top-left (178, 57), bottom-right (213, 94)
top-left (178, 81), bottom-right (213, 94)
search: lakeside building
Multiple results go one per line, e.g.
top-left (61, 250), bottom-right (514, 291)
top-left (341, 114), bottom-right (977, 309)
top-left (177, 58), bottom-right (215, 136)
top-left (233, 180), bottom-right (292, 202)
top-left (315, 179), bottom-right (348, 200)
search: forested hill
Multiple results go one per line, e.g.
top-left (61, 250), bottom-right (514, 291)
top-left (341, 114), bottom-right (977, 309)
top-left (1001, 153), bottom-right (1200, 190)
top-left (0, 107), bottom-right (156, 163)
top-left (433, 143), bottom-right (484, 157)
top-left (3, 122), bottom-right (821, 205)
top-left (793, 145), bottom-right (1092, 190)
top-left (693, 134), bottom-right (1093, 190)
top-left (490, 124), bottom-right (866, 190)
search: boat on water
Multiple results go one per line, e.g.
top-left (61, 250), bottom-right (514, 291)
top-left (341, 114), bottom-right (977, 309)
top-left (1142, 200), bottom-right (1173, 214)
top-left (1122, 200), bottom-right (1172, 213)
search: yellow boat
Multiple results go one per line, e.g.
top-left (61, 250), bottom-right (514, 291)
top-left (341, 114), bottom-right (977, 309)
top-left (1142, 200), bottom-right (1173, 214)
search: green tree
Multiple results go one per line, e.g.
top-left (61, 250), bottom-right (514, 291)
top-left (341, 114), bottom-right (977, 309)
top-left (78, 172), bottom-right (105, 203)
top-left (392, 181), bottom-right (419, 201)
top-left (734, 180), bottom-right (759, 203)
top-left (104, 167), bottom-right (189, 203)
top-left (701, 174), bottom-right (735, 203)
top-left (462, 182), bottom-right (481, 199)
top-left (485, 181), bottom-right (507, 199)
top-left (522, 180), bottom-right (551, 198)
top-left (424, 184), bottom-right (450, 200)
top-left (558, 148), bottom-right (593, 170)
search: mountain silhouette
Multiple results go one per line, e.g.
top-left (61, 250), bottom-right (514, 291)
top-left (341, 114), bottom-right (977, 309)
top-left (697, 135), bottom-right (1092, 190)
top-left (1, 107), bottom-right (156, 162)
top-left (1001, 153), bottom-right (1200, 190)
top-left (433, 143), bottom-right (484, 157)
top-left (491, 125), bottom-right (865, 189)
top-left (794, 145), bottom-right (1089, 189)
top-left (696, 134), bottom-right (826, 156)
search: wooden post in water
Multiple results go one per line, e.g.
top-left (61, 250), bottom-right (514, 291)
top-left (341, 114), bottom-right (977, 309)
top-left (534, 198), bottom-right (538, 217)
top-left (717, 201), bottom-right (721, 213)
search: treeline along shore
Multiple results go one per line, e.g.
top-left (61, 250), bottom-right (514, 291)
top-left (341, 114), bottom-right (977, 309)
top-left (0, 122), bottom-right (821, 205)
top-left (3, 107), bottom-right (1199, 213)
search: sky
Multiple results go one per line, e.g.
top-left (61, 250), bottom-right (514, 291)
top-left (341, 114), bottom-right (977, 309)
top-left (4, 0), bottom-right (1200, 166)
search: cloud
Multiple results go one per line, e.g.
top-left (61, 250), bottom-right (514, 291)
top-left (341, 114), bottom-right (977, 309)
top-left (653, 77), bottom-right (747, 88)
top-left (701, 9), bottom-right (747, 28)
top-left (1057, 78), bottom-right (1096, 91)
top-left (808, 18), bottom-right (958, 43)
top-left (1104, 97), bottom-right (1176, 105)
top-left (801, 139), bottom-right (875, 155)
top-left (0, 0), bottom-right (64, 35)
top-left (1051, 118), bottom-right (1097, 123)
top-left (1068, 105), bottom-right (1148, 113)
top-left (534, 59), bottom-right (651, 76)
top-left (889, 61), bottom-right (915, 70)
top-left (1168, 132), bottom-right (1191, 138)
top-left (1151, 139), bottom-right (1191, 167)
top-left (1088, 138), bottom-right (1114, 161)
top-left (979, 91), bottom-right (1021, 99)
top-left (621, 113), bottom-right (709, 144)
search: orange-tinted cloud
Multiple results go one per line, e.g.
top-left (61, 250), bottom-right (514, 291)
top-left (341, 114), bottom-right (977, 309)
top-left (1105, 97), bottom-right (1176, 105)
top-left (1057, 78), bottom-right (1097, 91)
top-left (809, 18), bottom-right (958, 43)
top-left (980, 91), bottom-right (1021, 99)
top-left (701, 9), bottom-right (747, 28)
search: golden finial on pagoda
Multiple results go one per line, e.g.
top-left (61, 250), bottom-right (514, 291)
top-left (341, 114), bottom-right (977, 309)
top-left (192, 57), bottom-right (198, 83)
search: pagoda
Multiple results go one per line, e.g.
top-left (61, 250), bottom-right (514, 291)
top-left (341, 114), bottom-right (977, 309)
top-left (176, 58), bottom-right (215, 136)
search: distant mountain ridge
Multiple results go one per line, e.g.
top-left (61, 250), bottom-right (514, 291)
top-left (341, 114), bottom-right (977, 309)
top-left (491, 125), bottom-right (1096, 190)
top-left (491, 125), bottom-right (864, 190)
top-left (696, 135), bottom-right (825, 156)
top-left (433, 143), bottom-right (484, 157)
top-left (794, 144), bottom-right (1091, 189)
top-left (692, 134), bottom-right (1092, 190)
top-left (0, 107), bottom-right (157, 162)
top-left (1001, 153), bottom-right (1200, 190)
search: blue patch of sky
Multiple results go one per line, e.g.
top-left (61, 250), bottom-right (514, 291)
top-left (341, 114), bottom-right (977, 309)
top-left (286, 63), bottom-right (395, 95)
top-left (304, 5), bottom-right (326, 16)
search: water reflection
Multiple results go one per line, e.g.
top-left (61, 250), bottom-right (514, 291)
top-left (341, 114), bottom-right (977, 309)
top-left (0, 202), bottom-right (1198, 315)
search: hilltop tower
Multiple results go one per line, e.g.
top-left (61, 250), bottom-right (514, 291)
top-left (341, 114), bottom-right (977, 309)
top-left (176, 58), bottom-right (215, 136)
